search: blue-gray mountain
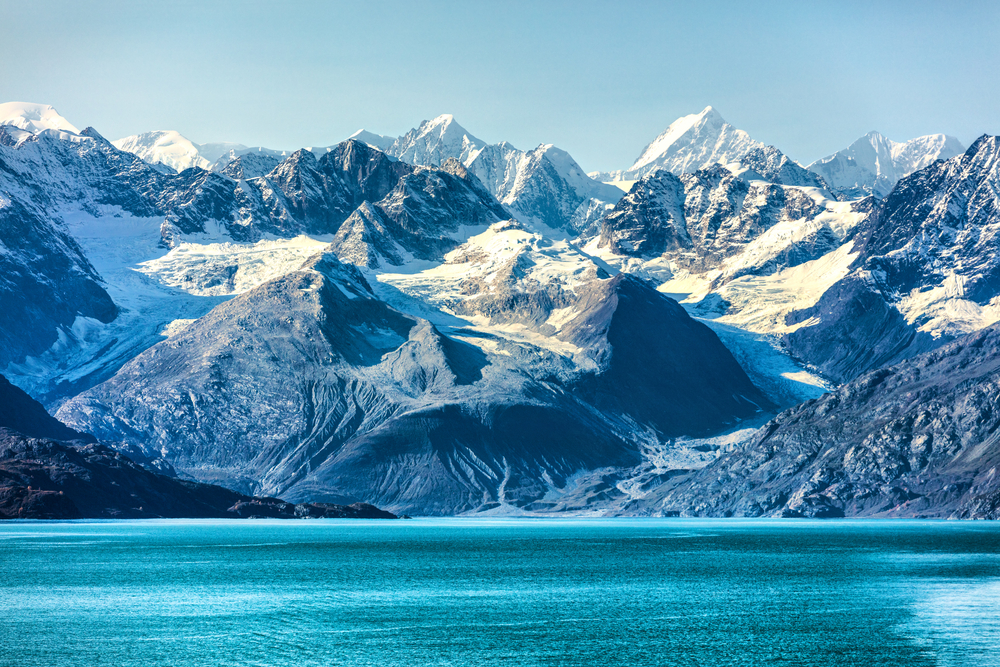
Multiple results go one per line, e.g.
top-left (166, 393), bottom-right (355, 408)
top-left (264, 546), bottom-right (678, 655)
top-left (640, 322), bottom-right (1000, 519)
top-left (57, 253), bottom-right (770, 515)
top-left (0, 372), bottom-right (397, 520)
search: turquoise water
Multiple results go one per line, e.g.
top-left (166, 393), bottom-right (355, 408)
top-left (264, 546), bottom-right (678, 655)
top-left (1, 519), bottom-right (998, 666)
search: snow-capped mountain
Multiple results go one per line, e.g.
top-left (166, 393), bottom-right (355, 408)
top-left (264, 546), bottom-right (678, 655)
top-left (5, 99), bottom-right (1000, 519)
top-left (384, 114), bottom-right (486, 166)
top-left (111, 130), bottom-right (297, 173)
top-left (591, 107), bottom-right (765, 183)
top-left (589, 106), bottom-right (832, 202)
top-left (368, 114), bottom-right (624, 231)
top-left (111, 130), bottom-right (219, 172)
top-left (0, 102), bottom-right (80, 136)
top-left (0, 135), bottom-right (118, 370)
top-left (593, 163), bottom-right (861, 288)
top-left (467, 142), bottom-right (623, 232)
top-left (808, 131), bottom-right (965, 199)
top-left (785, 136), bottom-right (1000, 382)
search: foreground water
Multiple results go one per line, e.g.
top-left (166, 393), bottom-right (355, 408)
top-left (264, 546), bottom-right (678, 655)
top-left (1, 519), bottom-right (998, 666)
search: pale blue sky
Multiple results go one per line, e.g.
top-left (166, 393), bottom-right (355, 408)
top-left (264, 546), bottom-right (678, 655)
top-left (2, 0), bottom-right (998, 171)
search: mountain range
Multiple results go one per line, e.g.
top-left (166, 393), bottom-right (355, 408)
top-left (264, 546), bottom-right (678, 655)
top-left (1, 100), bottom-right (996, 518)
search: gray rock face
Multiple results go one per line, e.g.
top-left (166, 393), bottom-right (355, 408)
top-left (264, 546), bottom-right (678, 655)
top-left (644, 323), bottom-right (1000, 519)
top-left (785, 135), bottom-right (1000, 382)
top-left (58, 252), bottom-right (770, 515)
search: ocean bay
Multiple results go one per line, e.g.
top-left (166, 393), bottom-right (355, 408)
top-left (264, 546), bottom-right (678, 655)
top-left (1, 519), bottom-right (998, 666)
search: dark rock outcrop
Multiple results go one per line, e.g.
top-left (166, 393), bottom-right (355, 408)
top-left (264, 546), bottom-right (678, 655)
top-left (0, 430), bottom-right (397, 519)
top-left (642, 323), bottom-right (1000, 519)
top-left (0, 374), bottom-right (94, 442)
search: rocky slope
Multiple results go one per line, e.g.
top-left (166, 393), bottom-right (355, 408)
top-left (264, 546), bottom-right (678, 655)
top-left (808, 131), bottom-right (965, 199)
top-left (785, 135), bottom-right (1000, 383)
top-left (594, 164), bottom-right (855, 287)
top-left (57, 249), bottom-right (770, 515)
top-left (639, 323), bottom-right (1000, 519)
top-left (0, 371), bottom-right (398, 520)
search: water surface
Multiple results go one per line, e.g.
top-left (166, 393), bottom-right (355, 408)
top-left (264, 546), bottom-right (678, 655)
top-left (1, 519), bottom-right (998, 666)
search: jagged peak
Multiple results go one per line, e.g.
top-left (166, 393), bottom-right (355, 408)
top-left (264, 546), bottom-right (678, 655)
top-left (964, 133), bottom-right (998, 156)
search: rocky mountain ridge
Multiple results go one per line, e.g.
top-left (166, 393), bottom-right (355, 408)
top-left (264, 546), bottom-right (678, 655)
top-left (3, 101), bottom-right (999, 519)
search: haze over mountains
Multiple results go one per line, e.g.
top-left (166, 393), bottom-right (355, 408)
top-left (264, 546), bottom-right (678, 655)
top-left (1, 99), bottom-right (997, 518)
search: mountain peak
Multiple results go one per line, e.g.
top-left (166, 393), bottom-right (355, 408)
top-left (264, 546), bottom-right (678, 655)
top-left (0, 101), bottom-right (80, 135)
top-left (810, 130), bottom-right (967, 198)
top-left (112, 130), bottom-right (209, 171)
top-left (623, 106), bottom-right (759, 178)
top-left (386, 114), bottom-right (485, 167)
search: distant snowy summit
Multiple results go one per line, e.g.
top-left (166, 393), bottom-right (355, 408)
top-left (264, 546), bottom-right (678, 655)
top-left (588, 106), bottom-right (826, 194)
top-left (807, 130), bottom-right (965, 198)
top-left (590, 106), bottom-right (764, 186)
top-left (587, 106), bottom-right (964, 202)
top-left (111, 131), bottom-right (251, 173)
top-left (0, 101), bottom-right (80, 135)
top-left (352, 113), bottom-right (623, 232)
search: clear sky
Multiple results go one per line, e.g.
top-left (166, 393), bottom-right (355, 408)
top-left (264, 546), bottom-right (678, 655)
top-left (2, 0), bottom-right (998, 172)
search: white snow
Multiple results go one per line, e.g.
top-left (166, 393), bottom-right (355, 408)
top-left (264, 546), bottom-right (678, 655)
top-left (594, 106), bottom-right (764, 181)
top-left (347, 129), bottom-right (396, 151)
top-left (897, 275), bottom-right (1000, 337)
top-left (808, 131), bottom-right (966, 197)
top-left (137, 235), bottom-right (332, 296)
top-left (0, 102), bottom-right (80, 135)
top-left (112, 130), bottom-right (212, 172)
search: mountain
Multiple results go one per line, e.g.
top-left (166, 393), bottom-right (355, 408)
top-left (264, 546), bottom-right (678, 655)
top-left (370, 115), bottom-right (623, 232)
top-left (0, 122), bottom-right (509, 404)
top-left (467, 142), bottom-right (623, 232)
top-left (112, 130), bottom-right (220, 172)
top-left (385, 114), bottom-right (486, 166)
top-left (347, 129), bottom-right (396, 151)
top-left (0, 372), bottom-right (398, 519)
top-left (112, 129), bottom-right (310, 173)
top-left (0, 129), bottom-right (121, 369)
top-left (808, 131), bottom-right (965, 199)
top-left (784, 135), bottom-right (1000, 383)
top-left (641, 322), bottom-right (1000, 519)
top-left (594, 164), bottom-right (856, 286)
top-left (56, 248), bottom-right (770, 515)
top-left (0, 430), bottom-right (399, 519)
top-left (591, 107), bottom-right (764, 183)
top-left (0, 101), bottom-right (80, 136)
top-left (0, 374), bottom-right (93, 442)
